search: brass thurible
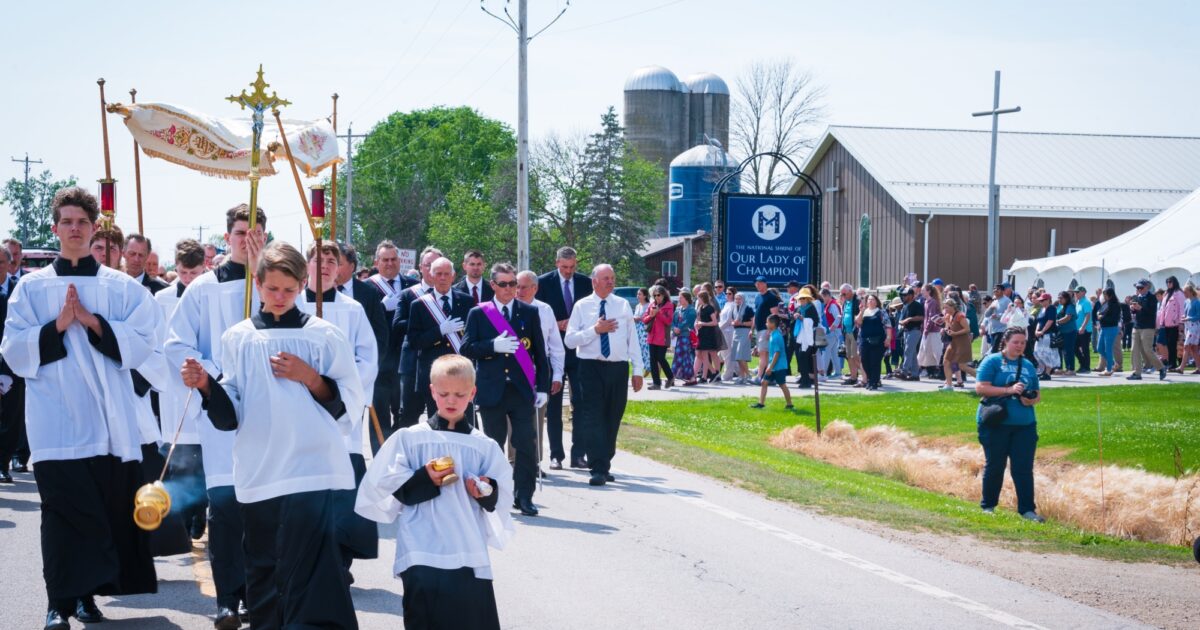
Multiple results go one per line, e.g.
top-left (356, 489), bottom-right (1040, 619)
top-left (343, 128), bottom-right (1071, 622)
top-left (133, 480), bottom-right (172, 531)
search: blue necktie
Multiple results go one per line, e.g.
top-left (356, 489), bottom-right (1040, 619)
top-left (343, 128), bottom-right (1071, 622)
top-left (599, 299), bottom-right (610, 358)
top-left (441, 295), bottom-right (451, 317)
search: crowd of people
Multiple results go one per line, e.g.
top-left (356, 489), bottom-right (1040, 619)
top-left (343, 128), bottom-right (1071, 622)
top-left (626, 273), bottom-right (1200, 406)
top-left (0, 188), bottom-right (645, 630)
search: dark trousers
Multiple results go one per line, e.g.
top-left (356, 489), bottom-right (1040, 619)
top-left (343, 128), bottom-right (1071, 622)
top-left (1059, 330), bottom-right (1077, 371)
top-left (400, 565), bottom-right (500, 630)
top-left (861, 343), bottom-right (885, 387)
top-left (648, 344), bottom-right (671, 386)
top-left (480, 383), bottom-right (538, 500)
top-left (399, 370), bottom-right (428, 428)
top-left (0, 378), bottom-right (25, 471)
top-left (547, 361), bottom-right (584, 463)
top-left (575, 359), bottom-right (629, 476)
top-left (1161, 326), bottom-right (1180, 368)
top-left (796, 346), bottom-right (814, 387)
top-left (242, 489), bottom-right (357, 630)
top-left (207, 485), bottom-right (247, 609)
top-left (140, 443), bottom-right (191, 557)
top-left (371, 369), bottom-right (403, 453)
top-left (35, 456), bottom-right (156, 606)
top-left (336, 454), bottom-right (378, 567)
top-left (1074, 330), bottom-right (1092, 372)
top-left (1122, 324), bottom-right (1132, 349)
top-left (978, 422), bottom-right (1038, 515)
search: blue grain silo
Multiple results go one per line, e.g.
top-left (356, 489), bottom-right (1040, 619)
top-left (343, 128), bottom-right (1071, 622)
top-left (668, 143), bottom-right (739, 236)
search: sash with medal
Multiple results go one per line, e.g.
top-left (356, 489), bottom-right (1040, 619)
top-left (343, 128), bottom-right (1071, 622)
top-left (479, 301), bottom-right (537, 395)
top-left (417, 291), bottom-right (464, 352)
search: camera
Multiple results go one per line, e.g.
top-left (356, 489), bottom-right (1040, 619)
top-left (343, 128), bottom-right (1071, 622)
top-left (1020, 389), bottom-right (1039, 400)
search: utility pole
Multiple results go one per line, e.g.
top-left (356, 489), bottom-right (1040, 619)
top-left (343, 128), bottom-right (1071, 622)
top-left (482, 0), bottom-right (569, 270)
top-left (972, 71), bottom-right (1020, 288)
top-left (339, 125), bottom-right (368, 246)
top-left (195, 225), bottom-right (207, 243)
top-left (10, 153), bottom-right (43, 243)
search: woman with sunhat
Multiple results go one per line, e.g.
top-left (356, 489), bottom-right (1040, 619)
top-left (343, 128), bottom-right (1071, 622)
top-left (791, 287), bottom-right (822, 388)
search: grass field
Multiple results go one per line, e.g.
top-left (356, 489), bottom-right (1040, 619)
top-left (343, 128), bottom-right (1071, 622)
top-left (619, 384), bottom-right (1200, 563)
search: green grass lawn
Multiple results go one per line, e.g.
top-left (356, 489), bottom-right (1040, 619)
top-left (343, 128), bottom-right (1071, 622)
top-left (619, 384), bottom-right (1200, 564)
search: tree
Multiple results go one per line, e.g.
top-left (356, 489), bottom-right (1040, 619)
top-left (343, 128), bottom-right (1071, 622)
top-left (530, 131), bottom-right (589, 265)
top-left (426, 181), bottom-right (517, 267)
top-left (338, 107), bottom-right (516, 253)
top-left (1, 170), bottom-right (78, 248)
top-left (577, 107), bottom-right (660, 282)
top-left (731, 59), bottom-right (827, 194)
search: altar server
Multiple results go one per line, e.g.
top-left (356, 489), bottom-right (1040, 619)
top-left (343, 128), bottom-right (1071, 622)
top-left (357, 354), bottom-right (513, 630)
top-left (0, 187), bottom-right (159, 630)
top-left (182, 241), bottom-right (361, 630)
top-left (155, 239), bottom-right (209, 540)
top-left (298, 242), bottom-right (380, 578)
top-left (165, 204), bottom-right (265, 628)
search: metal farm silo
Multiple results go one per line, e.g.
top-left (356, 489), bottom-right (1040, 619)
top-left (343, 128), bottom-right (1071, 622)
top-left (668, 144), bottom-right (739, 236)
top-left (624, 66), bottom-right (686, 235)
top-left (682, 72), bottom-right (730, 151)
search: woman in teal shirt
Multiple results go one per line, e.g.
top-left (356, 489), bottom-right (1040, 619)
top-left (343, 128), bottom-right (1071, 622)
top-left (974, 327), bottom-right (1044, 522)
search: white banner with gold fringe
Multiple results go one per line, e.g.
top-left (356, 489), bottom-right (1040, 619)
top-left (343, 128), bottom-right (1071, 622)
top-left (106, 102), bottom-right (341, 180)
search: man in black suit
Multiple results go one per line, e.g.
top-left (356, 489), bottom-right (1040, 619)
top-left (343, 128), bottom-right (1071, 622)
top-left (0, 246), bottom-right (21, 483)
top-left (453, 249), bottom-right (493, 305)
top-left (337, 243), bottom-right (389, 373)
top-left (407, 256), bottom-right (473, 420)
top-left (535, 246), bottom-right (593, 469)
top-left (462, 262), bottom-right (549, 516)
top-left (393, 247), bottom-right (442, 429)
top-left (367, 240), bottom-right (416, 450)
top-left (124, 233), bottom-right (170, 294)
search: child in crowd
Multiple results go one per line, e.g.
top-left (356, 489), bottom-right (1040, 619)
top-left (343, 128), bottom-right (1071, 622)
top-left (752, 315), bottom-right (793, 409)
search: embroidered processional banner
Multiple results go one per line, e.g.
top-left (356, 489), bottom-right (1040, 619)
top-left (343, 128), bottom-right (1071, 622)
top-left (107, 102), bottom-right (341, 180)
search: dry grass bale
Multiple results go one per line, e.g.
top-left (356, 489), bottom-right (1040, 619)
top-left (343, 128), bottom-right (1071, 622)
top-left (772, 421), bottom-right (1200, 546)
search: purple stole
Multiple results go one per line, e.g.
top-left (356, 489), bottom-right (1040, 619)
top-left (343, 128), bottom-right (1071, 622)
top-left (479, 301), bottom-right (537, 394)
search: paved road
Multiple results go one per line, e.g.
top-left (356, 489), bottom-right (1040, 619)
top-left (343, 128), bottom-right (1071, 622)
top-left (0, 433), bottom-right (1147, 629)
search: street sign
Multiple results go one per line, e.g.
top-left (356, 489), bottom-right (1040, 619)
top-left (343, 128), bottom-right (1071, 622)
top-left (397, 248), bottom-right (417, 272)
top-left (722, 194), bottom-right (818, 286)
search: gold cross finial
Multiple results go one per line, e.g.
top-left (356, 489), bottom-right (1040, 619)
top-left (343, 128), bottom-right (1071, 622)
top-left (226, 64), bottom-right (291, 111)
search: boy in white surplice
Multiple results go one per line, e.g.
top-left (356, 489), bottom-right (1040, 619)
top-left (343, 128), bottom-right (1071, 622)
top-left (181, 241), bottom-right (362, 629)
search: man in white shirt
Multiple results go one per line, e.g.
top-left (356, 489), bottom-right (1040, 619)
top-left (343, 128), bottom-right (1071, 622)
top-left (564, 264), bottom-right (644, 487)
top-left (516, 270), bottom-right (564, 468)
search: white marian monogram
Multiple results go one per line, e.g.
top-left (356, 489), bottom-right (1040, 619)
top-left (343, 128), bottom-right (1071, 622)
top-left (751, 204), bottom-right (786, 241)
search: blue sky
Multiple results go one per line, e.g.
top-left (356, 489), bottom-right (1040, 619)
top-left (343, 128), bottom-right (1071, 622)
top-left (2, 0), bottom-right (1196, 253)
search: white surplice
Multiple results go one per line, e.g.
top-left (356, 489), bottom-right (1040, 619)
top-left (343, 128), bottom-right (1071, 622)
top-left (0, 264), bottom-right (162, 464)
top-left (154, 285), bottom-right (203, 445)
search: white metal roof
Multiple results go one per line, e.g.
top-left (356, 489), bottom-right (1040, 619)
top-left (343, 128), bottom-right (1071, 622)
top-left (624, 66), bottom-right (683, 92)
top-left (793, 125), bottom-right (1200, 220)
top-left (670, 143), bottom-right (737, 168)
top-left (682, 72), bottom-right (730, 95)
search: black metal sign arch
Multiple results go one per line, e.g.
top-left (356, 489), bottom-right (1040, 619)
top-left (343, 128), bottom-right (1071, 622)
top-left (709, 152), bottom-right (822, 287)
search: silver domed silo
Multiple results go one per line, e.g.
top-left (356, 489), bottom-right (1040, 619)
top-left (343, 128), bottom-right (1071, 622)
top-left (624, 66), bottom-right (686, 235)
top-left (682, 73), bottom-right (730, 151)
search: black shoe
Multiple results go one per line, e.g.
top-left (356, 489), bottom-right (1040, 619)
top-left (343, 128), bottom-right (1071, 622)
top-left (570, 457), bottom-right (588, 469)
top-left (189, 516), bottom-right (207, 540)
top-left (588, 473), bottom-right (606, 486)
top-left (0, 470), bottom-right (12, 483)
top-left (1160, 367), bottom-right (1168, 381)
top-left (12, 461), bottom-right (29, 473)
top-left (515, 497), bottom-right (539, 516)
top-left (214, 606), bottom-right (240, 630)
top-left (75, 596), bottom-right (104, 623)
top-left (44, 609), bottom-right (69, 630)
top-left (604, 473), bottom-right (615, 482)
top-left (1126, 373), bottom-right (1142, 381)
top-left (549, 458), bottom-right (563, 471)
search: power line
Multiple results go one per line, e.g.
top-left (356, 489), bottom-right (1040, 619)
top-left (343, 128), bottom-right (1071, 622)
top-left (547, 0), bottom-right (685, 35)
top-left (347, 1), bottom-right (443, 119)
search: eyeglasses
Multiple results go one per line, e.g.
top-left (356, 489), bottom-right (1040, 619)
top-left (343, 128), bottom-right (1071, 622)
top-left (725, 290), bottom-right (734, 295)
top-left (492, 280), bottom-right (517, 288)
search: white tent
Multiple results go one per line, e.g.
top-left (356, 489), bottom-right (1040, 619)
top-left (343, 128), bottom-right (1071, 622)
top-left (1011, 187), bottom-right (1200, 294)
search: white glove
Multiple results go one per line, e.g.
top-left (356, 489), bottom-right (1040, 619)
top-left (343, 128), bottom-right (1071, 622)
top-left (383, 294), bottom-right (400, 311)
top-left (535, 392), bottom-right (548, 409)
top-left (439, 317), bottom-right (465, 335)
top-left (0, 375), bottom-right (12, 395)
top-left (493, 331), bottom-right (519, 354)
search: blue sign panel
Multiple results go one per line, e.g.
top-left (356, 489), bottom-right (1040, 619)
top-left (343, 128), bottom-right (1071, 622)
top-left (723, 195), bottom-right (815, 285)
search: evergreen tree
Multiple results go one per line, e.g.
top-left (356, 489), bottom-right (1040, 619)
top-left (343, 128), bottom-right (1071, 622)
top-left (577, 107), bottom-right (660, 282)
top-left (2, 170), bottom-right (77, 248)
